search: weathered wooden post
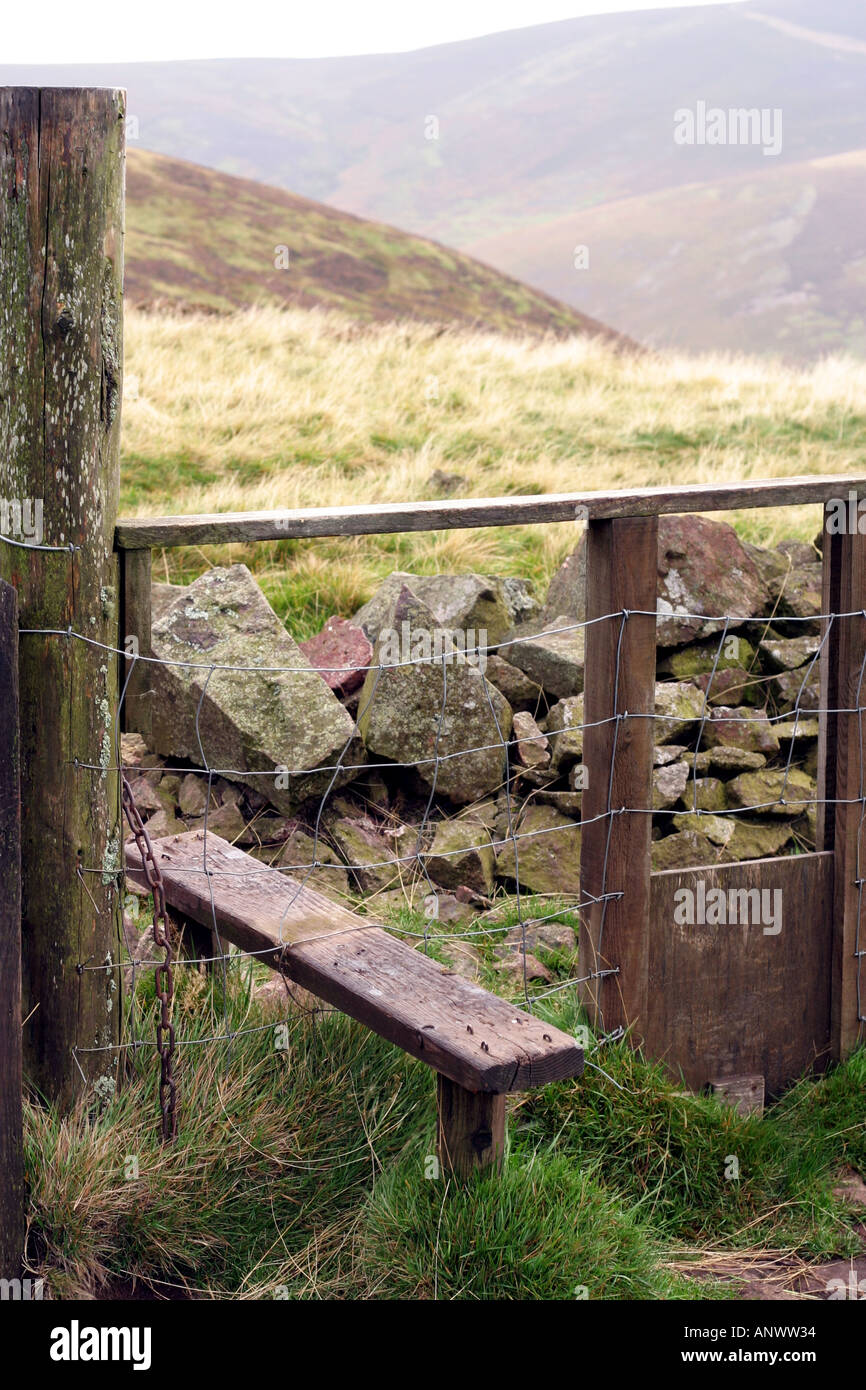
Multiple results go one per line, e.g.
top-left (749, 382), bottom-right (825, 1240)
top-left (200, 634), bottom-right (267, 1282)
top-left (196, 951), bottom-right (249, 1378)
top-left (579, 515), bottom-right (658, 1041)
top-left (0, 581), bottom-right (25, 1277)
top-left (437, 1076), bottom-right (505, 1179)
top-left (0, 87), bottom-right (126, 1104)
top-left (818, 499), bottom-right (866, 1058)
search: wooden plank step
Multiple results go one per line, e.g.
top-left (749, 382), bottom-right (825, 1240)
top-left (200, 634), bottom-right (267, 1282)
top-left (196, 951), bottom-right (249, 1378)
top-left (124, 831), bottom-right (584, 1094)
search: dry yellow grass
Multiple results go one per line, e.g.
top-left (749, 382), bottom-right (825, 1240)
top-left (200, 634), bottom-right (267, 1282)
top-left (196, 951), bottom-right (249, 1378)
top-left (121, 305), bottom-right (866, 631)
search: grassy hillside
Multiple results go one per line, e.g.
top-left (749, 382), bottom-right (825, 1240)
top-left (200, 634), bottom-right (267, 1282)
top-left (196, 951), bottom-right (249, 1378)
top-left (124, 149), bottom-right (620, 339)
top-left (121, 302), bottom-right (866, 636)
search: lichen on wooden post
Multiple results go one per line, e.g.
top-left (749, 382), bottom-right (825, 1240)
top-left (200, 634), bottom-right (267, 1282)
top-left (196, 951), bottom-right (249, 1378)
top-left (0, 87), bottom-right (126, 1105)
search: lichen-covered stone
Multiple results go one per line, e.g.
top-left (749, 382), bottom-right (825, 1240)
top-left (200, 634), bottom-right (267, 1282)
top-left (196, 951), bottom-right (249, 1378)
top-left (660, 635), bottom-right (757, 679)
top-left (150, 565), bottom-right (360, 814)
top-left (422, 819), bottom-right (495, 896)
top-left (357, 587), bottom-right (512, 804)
top-left (725, 767), bottom-right (817, 818)
top-left (327, 816), bottom-right (402, 895)
top-left (694, 668), bottom-right (760, 706)
top-left (656, 515), bottom-right (768, 646)
top-left (702, 706), bottom-right (781, 755)
top-left (483, 653), bottom-right (543, 710)
top-left (653, 759), bottom-right (690, 809)
top-left (542, 695), bottom-right (584, 771)
top-left (494, 803), bottom-right (581, 895)
top-left (299, 616), bottom-right (372, 697)
top-left (772, 665), bottom-right (821, 712)
top-left (500, 614), bottom-right (585, 699)
top-left (759, 634), bottom-right (821, 672)
top-left (654, 681), bottom-right (705, 742)
top-left (512, 710), bottom-right (550, 768)
top-left (683, 777), bottom-right (727, 813)
top-left (353, 570), bottom-right (536, 645)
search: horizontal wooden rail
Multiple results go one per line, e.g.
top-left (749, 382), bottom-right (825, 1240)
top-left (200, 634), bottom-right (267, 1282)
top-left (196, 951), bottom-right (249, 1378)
top-left (115, 474), bottom-right (866, 549)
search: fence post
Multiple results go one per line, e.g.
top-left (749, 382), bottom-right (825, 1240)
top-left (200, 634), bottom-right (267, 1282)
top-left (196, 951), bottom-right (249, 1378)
top-left (818, 506), bottom-right (866, 1058)
top-left (0, 87), bottom-right (126, 1104)
top-left (436, 1076), bottom-right (505, 1179)
top-left (0, 581), bottom-right (25, 1278)
top-left (579, 515), bottom-right (658, 1041)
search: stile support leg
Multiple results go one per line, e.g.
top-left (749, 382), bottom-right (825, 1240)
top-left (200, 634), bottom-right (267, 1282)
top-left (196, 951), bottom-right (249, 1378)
top-left (436, 1075), bottom-right (505, 1179)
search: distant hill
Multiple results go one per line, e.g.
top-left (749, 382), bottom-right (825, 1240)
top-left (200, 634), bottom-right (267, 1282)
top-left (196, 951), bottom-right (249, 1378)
top-left (124, 149), bottom-right (625, 340)
top-left (4, 1), bottom-right (866, 356)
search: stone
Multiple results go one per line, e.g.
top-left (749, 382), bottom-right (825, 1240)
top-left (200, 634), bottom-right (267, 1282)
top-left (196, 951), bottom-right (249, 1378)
top-left (694, 668), bottom-right (759, 706)
top-left (660, 635), bottom-right (757, 679)
top-left (419, 892), bottom-right (475, 926)
top-left (149, 565), bottom-right (360, 814)
top-left (178, 772), bottom-right (210, 818)
top-left (422, 819), bottom-right (495, 896)
top-left (493, 951), bottom-right (552, 984)
top-left (185, 801), bottom-right (247, 842)
top-left (494, 803), bottom-right (581, 895)
top-left (759, 634), bottom-right (821, 672)
top-left (655, 514), bottom-right (768, 647)
top-left (654, 681), bottom-right (706, 743)
top-left (128, 776), bottom-right (162, 815)
top-left (500, 614), bottom-right (584, 699)
top-left (357, 587), bottom-right (512, 805)
top-left (512, 711), bottom-right (550, 768)
top-left (142, 807), bottom-right (186, 839)
top-left (483, 653), bottom-right (543, 710)
top-left (726, 767), bottom-right (817, 818)
top-left (743, 540), bottom-right (790, 595)
top-left (540, 543), bottom-right (586, 622)
top-left (653, 759), bottom-right (690, 810)
top-left (326, 816), bottom-right (402, 896)
top-left (774, 564), bottom-right (822, 632)
top-left (536, 789), bottom-right (584, 816)
top-left (542, 695), bottom-right (584, 772)
top-left (299, 616), bottom-right (372, 697)
top-left (773, 718), bottom-right (820, 744)
top-left (352, 570), bottom-right (537, 646)
top-left (654, 744), bottom-right (688, 766)
top-left (683, 777), bottom-right (727, 813)
top-left (652, 829), bottom-right (719, 872)
top-left (502, 920), bottom-right (577, 956)
top-left (772, 665), bottom-right (821, 712)
top-left (542, 516), bottom-right (769, 648)
top-left (698, 745), bottom-right (768, 776)
top-left (120, 732), bottom-right (149, 768)
top-left (702, 706), bottom-right (781, 755)
top-left (435, 937), bottom-right (484, 982)
top-left (151, 580), bottom-right (186, 625)
top-left (776, 539), bottom-right (819, 568)
top-left (670, 812), bottom-right (793, 861)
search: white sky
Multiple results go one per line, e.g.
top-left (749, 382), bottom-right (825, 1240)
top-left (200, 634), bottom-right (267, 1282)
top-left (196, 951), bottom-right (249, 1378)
top-left (3, 0), bottom-right (747, 64)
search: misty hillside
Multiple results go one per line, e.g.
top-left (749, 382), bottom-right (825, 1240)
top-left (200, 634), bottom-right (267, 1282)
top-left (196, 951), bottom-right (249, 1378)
top-left (4, 1), bottom-right (865, 356)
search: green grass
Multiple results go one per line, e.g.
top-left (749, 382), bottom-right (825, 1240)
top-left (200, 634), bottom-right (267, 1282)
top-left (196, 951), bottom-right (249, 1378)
top-left (23, 960), bottom-right (865, 1301)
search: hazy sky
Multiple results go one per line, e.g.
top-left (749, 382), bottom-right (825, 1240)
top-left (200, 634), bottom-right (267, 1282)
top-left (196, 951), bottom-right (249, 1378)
top-left (4, 0), bottom-right (747, 63)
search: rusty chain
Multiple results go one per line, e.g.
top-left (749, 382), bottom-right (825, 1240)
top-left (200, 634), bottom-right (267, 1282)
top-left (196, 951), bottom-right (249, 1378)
top-left (121, 775), bottom-right (177, 1141)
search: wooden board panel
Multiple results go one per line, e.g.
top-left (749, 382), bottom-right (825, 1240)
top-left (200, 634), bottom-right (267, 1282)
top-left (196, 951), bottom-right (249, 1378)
top-left (114, 475), bottom-right (866, 549)
top-left (125, 831), bottom-right (584, 1093)
top-left (646, 852), bottom-right (833, 1095)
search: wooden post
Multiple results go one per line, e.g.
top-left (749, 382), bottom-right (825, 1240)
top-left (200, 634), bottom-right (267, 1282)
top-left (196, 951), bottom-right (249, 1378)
top-left (818, 507), bottom-right (866, 1058)
top-left (0, 582), bottom-right (25, 1277)
top-left (119, 548), bottom-right (153, 739)
top-left (0, 88), bottom-right (126, 1104)
top-left (579, 515), bottom-right (658, 1040)
top-left (436, 1076), bottom-right (505, 1179)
